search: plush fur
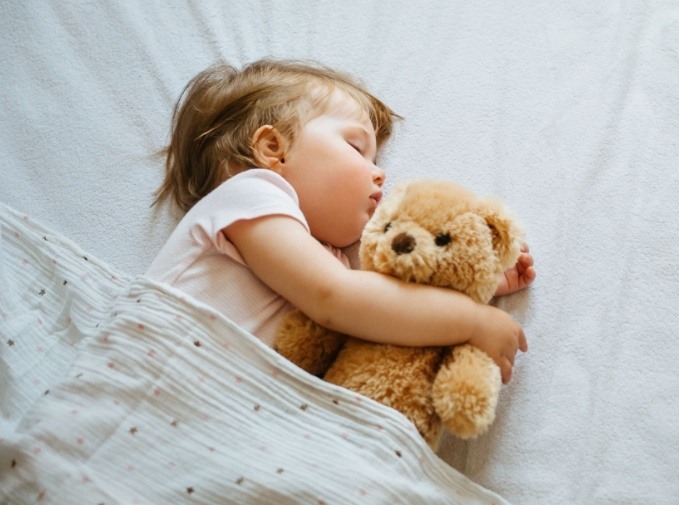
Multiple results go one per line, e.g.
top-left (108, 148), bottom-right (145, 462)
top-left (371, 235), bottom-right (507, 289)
top-left (274, 180), bottom-right (523, 448)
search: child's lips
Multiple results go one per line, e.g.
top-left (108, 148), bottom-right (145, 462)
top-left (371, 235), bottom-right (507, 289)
top-left (370, 191), bottom-right (383, 206)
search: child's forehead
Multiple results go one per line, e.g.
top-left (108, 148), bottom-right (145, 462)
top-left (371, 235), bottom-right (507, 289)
top-left (312, 88), bottom-right (373, 126)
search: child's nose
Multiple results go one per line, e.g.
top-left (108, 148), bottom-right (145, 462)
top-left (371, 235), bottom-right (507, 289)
top-left (373, 166), bottom-right (386, 187)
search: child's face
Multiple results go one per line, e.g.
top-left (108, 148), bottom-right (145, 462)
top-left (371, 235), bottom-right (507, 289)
top-left (279, 91), bottom-right (386, 248)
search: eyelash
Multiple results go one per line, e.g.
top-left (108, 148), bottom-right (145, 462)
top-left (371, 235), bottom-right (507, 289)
top-left (348, 142), bottom-right (362, 154)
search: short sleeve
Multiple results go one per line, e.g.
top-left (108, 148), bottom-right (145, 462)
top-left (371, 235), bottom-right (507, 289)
top-left (194, 169), bottom-right (309, 265)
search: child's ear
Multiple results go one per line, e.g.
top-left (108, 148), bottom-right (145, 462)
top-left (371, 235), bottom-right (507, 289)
top-left (251, 125), bottom-right (288, 171)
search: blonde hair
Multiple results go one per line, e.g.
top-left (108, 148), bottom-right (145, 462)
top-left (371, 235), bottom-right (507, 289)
top-left (153, 59), bottom-right (400, 212)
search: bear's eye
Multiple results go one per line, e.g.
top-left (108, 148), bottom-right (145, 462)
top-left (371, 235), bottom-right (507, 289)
top-left (384, 222), bottom-right (392, 233)
top-left (435, 233), bottom-right (452, 246)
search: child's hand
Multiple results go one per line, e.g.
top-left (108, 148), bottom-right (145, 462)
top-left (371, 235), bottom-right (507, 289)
top-left (494, 243), bottom-right (535, 297)
top-left (469, 305), bottom-right (528, 384)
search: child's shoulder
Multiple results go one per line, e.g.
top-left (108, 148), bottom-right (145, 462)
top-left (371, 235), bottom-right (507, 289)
top-left (185, 168), bottom-right (309, 238)
top-left (211, 169), bottom-right (294, 200)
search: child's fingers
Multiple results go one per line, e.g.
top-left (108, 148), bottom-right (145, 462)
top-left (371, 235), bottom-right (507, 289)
top-left (520, 264), bottom-right (535, 279)
top-left (519, 329), bottom-right (528, 352)
top-left (517, 267), bottom-right (536, 290)
top-left (501, 360), bottom-right (513, 384)
top-left (514, 254), bottom-right (533, 276)
top-left (525, 266), bottom-right (536, 280)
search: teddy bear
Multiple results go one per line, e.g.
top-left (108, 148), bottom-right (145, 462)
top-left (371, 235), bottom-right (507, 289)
top-left (274, 179), bottom-right (524, 448)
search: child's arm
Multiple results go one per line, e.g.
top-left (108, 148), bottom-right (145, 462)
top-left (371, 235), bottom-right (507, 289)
top-left (226, 215), bottom-right (527, 383)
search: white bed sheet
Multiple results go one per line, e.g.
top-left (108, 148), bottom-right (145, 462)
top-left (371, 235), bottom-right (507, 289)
top-left (1, 1), bottom-right (678, 503)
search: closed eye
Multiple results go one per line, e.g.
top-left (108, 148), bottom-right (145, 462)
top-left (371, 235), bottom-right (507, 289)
top-left (349, 143), bottom-right (362, 154)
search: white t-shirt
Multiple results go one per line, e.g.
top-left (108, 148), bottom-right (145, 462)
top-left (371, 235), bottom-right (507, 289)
top-left (146, 169), bottom-right (349, 346)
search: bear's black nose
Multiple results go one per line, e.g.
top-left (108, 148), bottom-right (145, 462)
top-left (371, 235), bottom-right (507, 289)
top-left (391, 232), bottom-right (416, 255)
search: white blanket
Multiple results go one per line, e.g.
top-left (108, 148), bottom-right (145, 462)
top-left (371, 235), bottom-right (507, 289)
top-left (0, 204), bottom-right (505, 503)
top-left (2, 1), bottom-right (679, 503)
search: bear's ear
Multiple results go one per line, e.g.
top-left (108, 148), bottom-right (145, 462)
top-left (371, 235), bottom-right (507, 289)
top-left (479, 202), bottom-right (522, 268)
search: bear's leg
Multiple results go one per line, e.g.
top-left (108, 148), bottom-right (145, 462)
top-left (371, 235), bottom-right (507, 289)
top-left (432, 345), bottom-right (501, 439)
top-left (325, 340), bottom-right (445, 449)
top-left (274, 310), bottom-right (346, 376)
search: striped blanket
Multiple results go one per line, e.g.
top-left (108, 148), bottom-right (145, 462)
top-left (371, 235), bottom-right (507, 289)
top-left (0, 203), bottom-right (507, 504)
